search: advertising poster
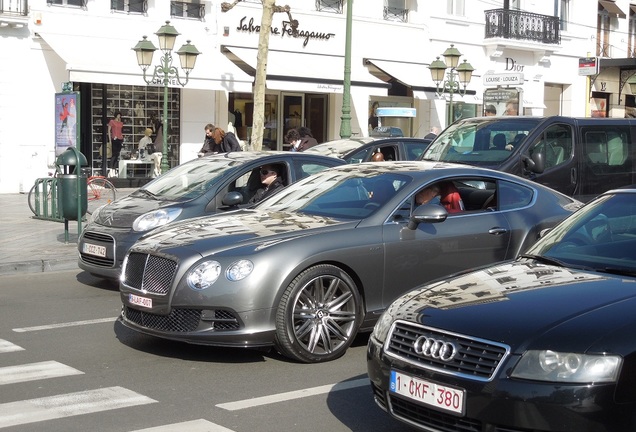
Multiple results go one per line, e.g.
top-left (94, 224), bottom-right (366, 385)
top-left (55, 92), bottom-right (80, 156)
top-left (482, 88), bottom-right (520, 117)
top-left (590, 97), bottom-right (608, 118)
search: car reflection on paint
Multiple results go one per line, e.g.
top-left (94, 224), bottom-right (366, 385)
top-left (367, 188), bottom-right (636, 431)
top-left (77, 151), bottom-right (345, 281)
top-left (117, 161), bottom-right (581, 363)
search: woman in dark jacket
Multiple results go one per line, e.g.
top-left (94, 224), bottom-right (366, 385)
top-left (199, 125), bottom-right (242, 156)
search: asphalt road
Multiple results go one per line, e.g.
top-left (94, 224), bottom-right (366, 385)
top-left (0, 270), bottom-right (411, 432)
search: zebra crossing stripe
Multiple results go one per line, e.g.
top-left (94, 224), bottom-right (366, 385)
top-left (0, 361), bottom-right (84, 386)
top-left (131, 419), bottom-right (236, 432)
top-left (0, 386), bottom-right (157, 428)
top-left (0, 340), bottom-right (24, 353)
top-left (216, 377), bottom-right (370, 411)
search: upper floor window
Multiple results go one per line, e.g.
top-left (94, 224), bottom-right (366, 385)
top-left (111, 0), bottom-right (147, 14)
top-left (384, 0), bottom-right (408, 22)
top-left (47, 0), bottom-right (87, 7)
top-left (171, 1), bottom-right (205, 20)
top-left (447, 0), bottom-right (465, 16)
top-left (316, 0), bottom-right (343, 14)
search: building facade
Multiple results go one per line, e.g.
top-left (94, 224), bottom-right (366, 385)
top-left (0, 0), bottom-right (630, 193)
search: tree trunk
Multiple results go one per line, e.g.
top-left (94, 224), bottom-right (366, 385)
top-left (250, 0), bottom-right (275, 151)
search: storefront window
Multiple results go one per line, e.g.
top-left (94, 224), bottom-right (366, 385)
top-left (230, 93), bottom-right (279, 150)
top-left (90, 84), bottom-right (180, 176)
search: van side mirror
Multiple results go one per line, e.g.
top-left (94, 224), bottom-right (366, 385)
top-left (407, 204), bottom-right (448, 230)
top-left (523, 151), bottom-right (545, 174)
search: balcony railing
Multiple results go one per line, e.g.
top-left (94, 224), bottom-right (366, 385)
top-left (485, 9), bottom-right (560, 45)
top-left (384, 6), bottom-right (408, 23)
top-left (111, 0), bottom-right (147, 14)
top-left (316, 0), bottom-right (342, 14)
top-left (1, 0), bottom-right (28, 16)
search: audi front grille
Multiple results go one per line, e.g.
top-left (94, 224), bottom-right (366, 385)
top-left (385, 321), bottom-right (509, 381)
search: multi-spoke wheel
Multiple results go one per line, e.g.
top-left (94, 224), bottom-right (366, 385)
top-left (275, 264), bottom-right (362, 363)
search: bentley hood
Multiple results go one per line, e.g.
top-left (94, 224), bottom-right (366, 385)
top-left (132, 209), bottom-right (354, 255)
top-left (391, 259), bottom-right (636, 354)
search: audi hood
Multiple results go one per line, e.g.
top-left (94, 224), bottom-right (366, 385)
top-left (387, 259), bottom-right (636, 355)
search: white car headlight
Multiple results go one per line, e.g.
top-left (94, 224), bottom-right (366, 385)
top-left (371, 309), bottom-right (396, 343)
top-left (226, 260), bottom-right (253, 281)
top-left (133, 208), bottom-right (183, 232)
top-left (187, 261), bottom-right (222, 290)
top-left (511, 350), bottom-right (622, 383)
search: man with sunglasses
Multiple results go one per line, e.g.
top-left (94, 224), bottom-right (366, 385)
top-left (249, 164), bottom-right (285, 204)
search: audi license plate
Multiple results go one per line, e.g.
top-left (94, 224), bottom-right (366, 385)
top-left (129, 294), bottom-right (152, 309)
top-left (82, 242), bottom-right (106, 258)
top-left (390, 370), bottom-right (465, 415)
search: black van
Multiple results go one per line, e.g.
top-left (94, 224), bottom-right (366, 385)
top-left (420, 116), bottom-right (636, 202)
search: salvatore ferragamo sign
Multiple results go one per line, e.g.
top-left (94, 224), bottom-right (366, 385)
top-left (236, 16), bottom-right (336, 47)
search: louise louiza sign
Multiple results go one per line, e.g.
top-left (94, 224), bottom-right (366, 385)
top-left (236, 16), bottom-right (336, 47)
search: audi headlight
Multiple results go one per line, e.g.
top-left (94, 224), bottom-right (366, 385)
top-left (226, 260), bottom-right (253, 281)
top-left (187, 261), bottom-right (222, 290)
top-left (511, 350), bottom-right (622, 383)
top-left (133, 208), bottom-right (183, 232)
top-left (372, 309), bottom-right (395, 343)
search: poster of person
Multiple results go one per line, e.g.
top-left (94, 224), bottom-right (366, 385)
top-left (55, 92), bottom-right (80, 156)
top-left (482, 88), bottom-right (520, 117)
top-left (590, 97), bottom-right (608, 118)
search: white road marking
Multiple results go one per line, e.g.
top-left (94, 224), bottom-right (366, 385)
top-left (131, 419), bottom-right (236, 432)
top-left (216, 377), bottom-right (369, 411)
top-left (0, 361), bottom-right (84, 386)
top-left (0, 340), bottom-right (24, 353)
top-left (0, 386), bottom-right (157, 428)
top-left (12, 317), bottom-right (117, 333)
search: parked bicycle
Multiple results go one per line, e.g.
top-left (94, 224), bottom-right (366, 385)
top-left (28, 171), bottom-right (117, 216)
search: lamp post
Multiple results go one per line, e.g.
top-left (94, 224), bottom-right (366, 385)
top-left (340, 0), bottom-right (353, 139)
top-left (133, 21), bottom-right (200, 174)
top-left (428, 44), bottom-right (474, 125)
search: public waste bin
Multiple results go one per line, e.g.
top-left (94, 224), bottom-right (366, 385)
top-left (56, 147), bottom-right (88, 220)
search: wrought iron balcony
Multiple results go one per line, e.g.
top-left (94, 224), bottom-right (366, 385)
top-left (171, 1), bottom-right (205, 20)
top-left (485, 9), bottom-right (560, 45)
top-left (316, 0), bottom-right (342, 14)
top-left (111, 0), bottom-right (147, 14)
top-left (1, 0), bottom-right (29, 16)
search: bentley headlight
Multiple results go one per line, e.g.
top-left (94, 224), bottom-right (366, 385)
top-left (371, 309), bottom-right (396, 343)
top-left (512, 350), bottom-right (622, 383)
top-left (133, 208), bottom-right (183, 232)
top-left (187, 261), bottom-right (222, 290)
top-left (226, 260), bottom-right (253, 281)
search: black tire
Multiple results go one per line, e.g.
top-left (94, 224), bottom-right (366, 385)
top-left (86, 178), bottom-right (117, 215)
top-left (274, 264), bottom-right (362, 363)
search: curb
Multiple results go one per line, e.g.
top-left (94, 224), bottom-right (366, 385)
top-left (0, 258), bottom-right (78, 276)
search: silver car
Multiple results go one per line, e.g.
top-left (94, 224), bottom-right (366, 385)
top-left (118, 162), bottom-right (581, 363)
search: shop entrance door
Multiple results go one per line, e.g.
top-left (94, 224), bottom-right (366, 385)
top-left (282, 93), bottom-right (304, 150)
top-left (306, 94), bottom-right (327, 144)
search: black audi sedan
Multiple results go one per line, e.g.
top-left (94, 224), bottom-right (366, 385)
top-left (78, 152), bottom-right (344, 280)
top-left (367, 188), bottom-right (636, 431)
top-left (117, 161), bottom-right (580, 363)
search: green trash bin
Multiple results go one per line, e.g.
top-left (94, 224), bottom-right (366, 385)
top-left (56, 148), bottom-right (88, 221)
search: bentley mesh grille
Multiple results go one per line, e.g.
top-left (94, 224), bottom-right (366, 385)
top-left (386, 321), bottom-right (509, 381)
top-left (124, 307), bottom-right (201, 332)
top-left (124, 307), bottom-right (240, 332)
top-left (389, 394), bottom-right (481, 432)
top-left (124, 252), bottom-right (176, 295)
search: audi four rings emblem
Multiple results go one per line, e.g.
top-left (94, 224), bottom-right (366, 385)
top-left (413, 336), bottom-right (458, 361)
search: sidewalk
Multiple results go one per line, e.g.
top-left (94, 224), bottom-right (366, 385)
top-left (0, 190), bottom-right (135, 276)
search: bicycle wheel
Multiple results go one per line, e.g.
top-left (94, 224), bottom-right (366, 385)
top-left (28, 184), bottom-right (37, 215)
top-left (86, 177), bottom-right (117, 215)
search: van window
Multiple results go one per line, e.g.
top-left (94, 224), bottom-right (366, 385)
top-left (582, 127), bottom-right (631, 174)
top-left (529, 123), bottom-right (573, 171)
top-left (421, 118), bottom-right (542, 166)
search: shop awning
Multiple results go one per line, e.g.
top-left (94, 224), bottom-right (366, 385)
top-left (599, 0), bottom-right (626, 18)
top-left (222, 45), bottom-right (389, 93)
top-left (39, 32), bottom-right (253, 92)
top-left (364, 58), bottom-right (436, 91)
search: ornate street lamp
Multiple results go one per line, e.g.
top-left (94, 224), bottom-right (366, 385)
top-left (429, 44), bottom-right (474, 124)
top-left (132, 21), bottom-right (200, 174)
